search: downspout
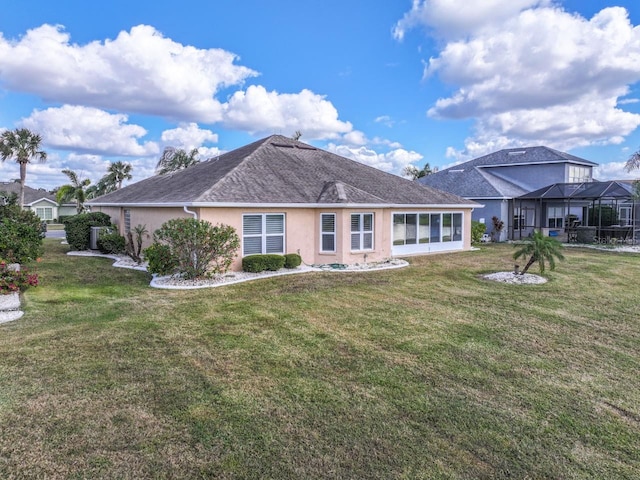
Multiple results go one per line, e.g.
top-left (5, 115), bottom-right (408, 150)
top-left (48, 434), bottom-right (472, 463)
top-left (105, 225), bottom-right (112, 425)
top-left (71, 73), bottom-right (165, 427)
top-left (183, 205), bottom-right (198, 219)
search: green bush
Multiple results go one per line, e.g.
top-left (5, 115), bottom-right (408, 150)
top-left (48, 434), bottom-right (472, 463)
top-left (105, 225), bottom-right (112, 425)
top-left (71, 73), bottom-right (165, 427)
top-left (284, 253), bottom-right (302, 269)
top-left (152, 218), bottom-right (239, 279)
top-left (144, 243), bottom-right (177, 276)
top-left (471, 221), bottom-right (487, 244)
top-left (0, 204), bottom-right (44, 264)
top-left (63, 212), bottom-right (112, 250)
top-left (242, 254), bottom-right (286, 273)
top-left (97, 230), bottom-right (126, 254)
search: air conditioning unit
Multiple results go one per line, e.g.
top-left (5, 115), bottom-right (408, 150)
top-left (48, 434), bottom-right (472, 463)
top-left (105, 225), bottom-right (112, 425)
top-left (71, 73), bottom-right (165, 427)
top-left (90, 226), bottom-right (104, 250)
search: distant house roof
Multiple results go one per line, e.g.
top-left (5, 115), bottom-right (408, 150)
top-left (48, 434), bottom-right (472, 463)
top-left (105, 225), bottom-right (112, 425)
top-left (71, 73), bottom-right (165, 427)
top-left (0, 181), bottom-right (57, 206)
top-left (88, 135), bottom-right (478, 208)
top-left (419, 146), bottom-right (597, 199)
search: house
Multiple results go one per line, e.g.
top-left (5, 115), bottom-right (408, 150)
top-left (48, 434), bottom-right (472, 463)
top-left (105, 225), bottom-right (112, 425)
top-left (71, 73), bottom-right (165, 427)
top-left (0, 181), bottom-right (76, 222)
top-left (419, 146), bottom-right (598, 240)
top-left (87, 135), bottom-right (480, 271)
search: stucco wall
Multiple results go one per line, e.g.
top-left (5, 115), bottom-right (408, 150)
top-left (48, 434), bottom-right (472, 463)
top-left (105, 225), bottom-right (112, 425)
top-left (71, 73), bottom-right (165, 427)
top-left (94, 205), bottom-right (475, 272)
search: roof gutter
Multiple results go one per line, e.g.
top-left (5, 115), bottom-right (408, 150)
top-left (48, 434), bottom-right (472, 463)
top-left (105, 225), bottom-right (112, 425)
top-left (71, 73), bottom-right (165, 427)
top-left (89, 201), bottom-right (481, 209)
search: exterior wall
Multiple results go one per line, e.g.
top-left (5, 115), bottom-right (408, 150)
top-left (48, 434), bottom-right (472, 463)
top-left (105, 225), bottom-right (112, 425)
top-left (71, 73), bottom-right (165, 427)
top-left (469, 199), bottom-right (510, 240)
top-left (487, 163), bottom-right (569, 190)
top-left (94, 205), bottom-right (475, 272)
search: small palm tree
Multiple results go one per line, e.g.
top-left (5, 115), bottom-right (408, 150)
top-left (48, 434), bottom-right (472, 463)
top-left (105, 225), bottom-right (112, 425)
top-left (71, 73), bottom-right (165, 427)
top-left (155, 147), bottom-right (199, 175)
top-left (626, 149), bottom-right (640, 172)
top-left (56, 169), bottom-right (91, 213)
top-left (513, 229), bottom-right (565, 275)
top-left (0, 128), bottom-right (47, 207)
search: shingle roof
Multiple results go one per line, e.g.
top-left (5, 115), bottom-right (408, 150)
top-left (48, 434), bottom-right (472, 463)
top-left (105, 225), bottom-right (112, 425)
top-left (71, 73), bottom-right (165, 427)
top-left (419, 146), bottom-right (597, 198)
top-left (88, 135), bottom-right (477, 207)
top-left (0, 182), bottom-right (56, 205)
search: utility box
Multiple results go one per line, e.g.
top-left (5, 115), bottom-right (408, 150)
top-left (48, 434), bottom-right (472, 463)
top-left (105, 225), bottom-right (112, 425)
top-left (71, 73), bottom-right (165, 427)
top-left (90, 227), bottom-right (104, 250)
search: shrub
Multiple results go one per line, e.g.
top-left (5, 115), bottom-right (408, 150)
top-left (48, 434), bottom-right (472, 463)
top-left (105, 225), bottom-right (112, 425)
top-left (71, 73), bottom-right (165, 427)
top-left (0, 260), bottom-right (39, 294)
top-left (97, 230), bottom-right (126, 254)
top-left (471, 221), bottom-right (487, 244)
top-left (0, 204), bottom-right (43, 264)
top-left (143, 243), bottom-right (177, 276)
top-left (63, 212), bottom-right (112, 250)
top-left (284, 253), bottom-right (302, 269)
top-left (242, 254), bottom-right (286, 273)
top-left (152, 218), bottom-right (240, 279)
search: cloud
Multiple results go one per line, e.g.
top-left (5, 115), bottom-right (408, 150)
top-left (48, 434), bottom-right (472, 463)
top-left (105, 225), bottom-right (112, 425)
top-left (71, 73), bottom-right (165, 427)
top-left (396, 3), bottom-right (640, 153)
top-left (0, 24), bottom-right (257, 122)
top-left (594, 161), bottom-right (640, 181)
top-left (393, 0), bottom-right (550, 41)
top-left (20, 105), bottom-right (159, 156)
top-left (222, 85), bottom-right (352, 140)
top-left (326, 143), bottom-right (422, 174)
top-left (161, 123), bottom-right (219, 150)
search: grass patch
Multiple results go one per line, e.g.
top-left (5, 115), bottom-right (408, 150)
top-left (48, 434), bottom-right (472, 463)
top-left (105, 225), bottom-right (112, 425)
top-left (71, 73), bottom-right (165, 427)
top-left (0, 240), bottom-right (638, 478)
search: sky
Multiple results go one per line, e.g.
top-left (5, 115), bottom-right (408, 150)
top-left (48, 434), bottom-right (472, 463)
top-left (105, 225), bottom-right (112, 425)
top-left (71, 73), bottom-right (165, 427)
top-left (2, 0), bottom-right (640, 191)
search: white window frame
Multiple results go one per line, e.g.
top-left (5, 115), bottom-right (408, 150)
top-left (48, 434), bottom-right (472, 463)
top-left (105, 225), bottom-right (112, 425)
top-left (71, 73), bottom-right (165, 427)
top-left (36, 207), bottom-right (53, 221)
top-left (350, 213), bottom-right (374, 251)
top-left (320, 213), bottom-right (336, 253)
top-left (547, 206), bottom-right (564, 228)
top-left (242, 213), bottom-right (285, 256)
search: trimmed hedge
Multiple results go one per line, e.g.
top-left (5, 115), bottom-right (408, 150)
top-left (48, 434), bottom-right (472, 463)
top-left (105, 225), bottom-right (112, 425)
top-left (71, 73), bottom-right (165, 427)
top-left (63, 212), bottom-right (112, 250)
top-left (242, 254), bottom-right (286, 273)
top-left (97, 231), bottom-right (126, 254)
top-left (284, 253), bottom-right (302, 269)
top-left (144, 243), bottom-right (177, 276)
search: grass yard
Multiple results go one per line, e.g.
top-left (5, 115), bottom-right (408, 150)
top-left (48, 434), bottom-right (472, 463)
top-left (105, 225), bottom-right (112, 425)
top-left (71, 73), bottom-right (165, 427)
top-left (0, 240), bottom-right (638, 479)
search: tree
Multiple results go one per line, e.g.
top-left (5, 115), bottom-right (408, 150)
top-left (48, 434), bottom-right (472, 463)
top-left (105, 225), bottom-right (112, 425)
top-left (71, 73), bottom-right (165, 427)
top-left (625, 149), bottom-right (640, 173)
top-left (155, 147), bottom-right (199, 175)
top-left (402, 162), bottom-right (438, 180)
top-left (292, 131), bottom-right (302, 141)
top-left (87, 161), bottom-right (133, 198)
top-left (104, 161), bottom-right (133, 190)
top-left (513, 229), bottom-right (565, 275)
top-left (56, 169), bottom-right (91, 213)
top-left (0, 128), bottom-right (47, 207)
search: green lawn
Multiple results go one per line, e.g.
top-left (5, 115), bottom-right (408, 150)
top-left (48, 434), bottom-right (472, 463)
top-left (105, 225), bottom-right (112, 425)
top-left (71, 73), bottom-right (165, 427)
top-left (0, 240), bottom-right (638, 479)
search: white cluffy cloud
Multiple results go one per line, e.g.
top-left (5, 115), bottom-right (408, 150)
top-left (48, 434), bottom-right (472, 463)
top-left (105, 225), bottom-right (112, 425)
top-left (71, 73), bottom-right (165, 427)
top-left (0, 24), bottom-right (257, 122)
top-left (222, 85), bottom-right (353, 140)
top-left (395, 2), bottom-right (640, 155)
top-left (326, 143), bottom-right (423, 174)
top-left (20, 105), bottom-right (159, 157)
top-left (393, 0), bottom-right (551, 40)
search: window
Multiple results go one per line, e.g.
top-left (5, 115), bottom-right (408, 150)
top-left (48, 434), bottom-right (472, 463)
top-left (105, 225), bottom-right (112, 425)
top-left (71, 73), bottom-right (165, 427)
top-left (320, 213), bottom-right (336, 252)
top-left (547, 207), bottom-right (563, 228)
top-left (568, 165), bottom-right (591, 183)
top-left (351, 213), bottom-right (373, 251)
top-left (243, 214), bottom-right (285, 256)
top-left (124, 209), bottom-right (131, 233)
top-left (35, 207), bottom-right (53, 221)
top-left (393, 212), bottom-right (463, 247)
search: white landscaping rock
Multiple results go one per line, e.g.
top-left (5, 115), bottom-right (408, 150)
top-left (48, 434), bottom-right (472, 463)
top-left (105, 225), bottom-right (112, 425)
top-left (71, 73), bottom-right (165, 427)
top-left (0, 292), bottom-right (23, 325)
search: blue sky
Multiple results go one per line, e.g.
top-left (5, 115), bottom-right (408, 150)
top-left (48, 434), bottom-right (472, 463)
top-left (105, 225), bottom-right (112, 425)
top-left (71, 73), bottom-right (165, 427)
top-left (2, 0), bottom-right (640, 190)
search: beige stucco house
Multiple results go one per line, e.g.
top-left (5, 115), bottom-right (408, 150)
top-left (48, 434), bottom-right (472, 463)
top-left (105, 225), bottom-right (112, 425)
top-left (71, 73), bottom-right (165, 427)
top-left (87, 135), bottom-right (480, 271)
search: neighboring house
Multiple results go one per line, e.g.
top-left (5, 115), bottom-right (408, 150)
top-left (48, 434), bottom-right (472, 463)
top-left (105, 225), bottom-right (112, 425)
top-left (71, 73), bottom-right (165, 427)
top-left (419, 147), bottom-right (598, 240)
top-left (0, 181), bottom-right (76, 221)
top-left (88, 135), bottom-right (480, 271)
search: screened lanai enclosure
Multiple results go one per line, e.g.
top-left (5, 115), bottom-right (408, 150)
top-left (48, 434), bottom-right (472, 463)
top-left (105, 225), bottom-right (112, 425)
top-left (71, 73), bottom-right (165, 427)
top-left (511, 180), bottom-right (639, 244)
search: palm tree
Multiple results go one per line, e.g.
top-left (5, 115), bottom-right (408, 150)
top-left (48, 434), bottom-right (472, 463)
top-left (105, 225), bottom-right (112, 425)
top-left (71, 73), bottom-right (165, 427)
top-left (56, 169), bottom-right (91, 213)
top-left (0, 128), bottom-right (47, 207)
top-left (513, 229), bottom-right (565, 275)
top-left (105, 161), bottom-right (133, 190)
top-left (155, 147), bottom-right (199, 175)
top-left (626, 149), bottom-right (640, 172)
top-left (402, 162), bottom-right (438, 180)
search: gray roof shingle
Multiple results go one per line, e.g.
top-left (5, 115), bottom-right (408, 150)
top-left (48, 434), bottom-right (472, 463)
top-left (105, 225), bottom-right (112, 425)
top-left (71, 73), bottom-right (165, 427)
top-left (419, 146), bottom-right (597, 198)
top-left (89, 135), bottom-right (476, 207)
